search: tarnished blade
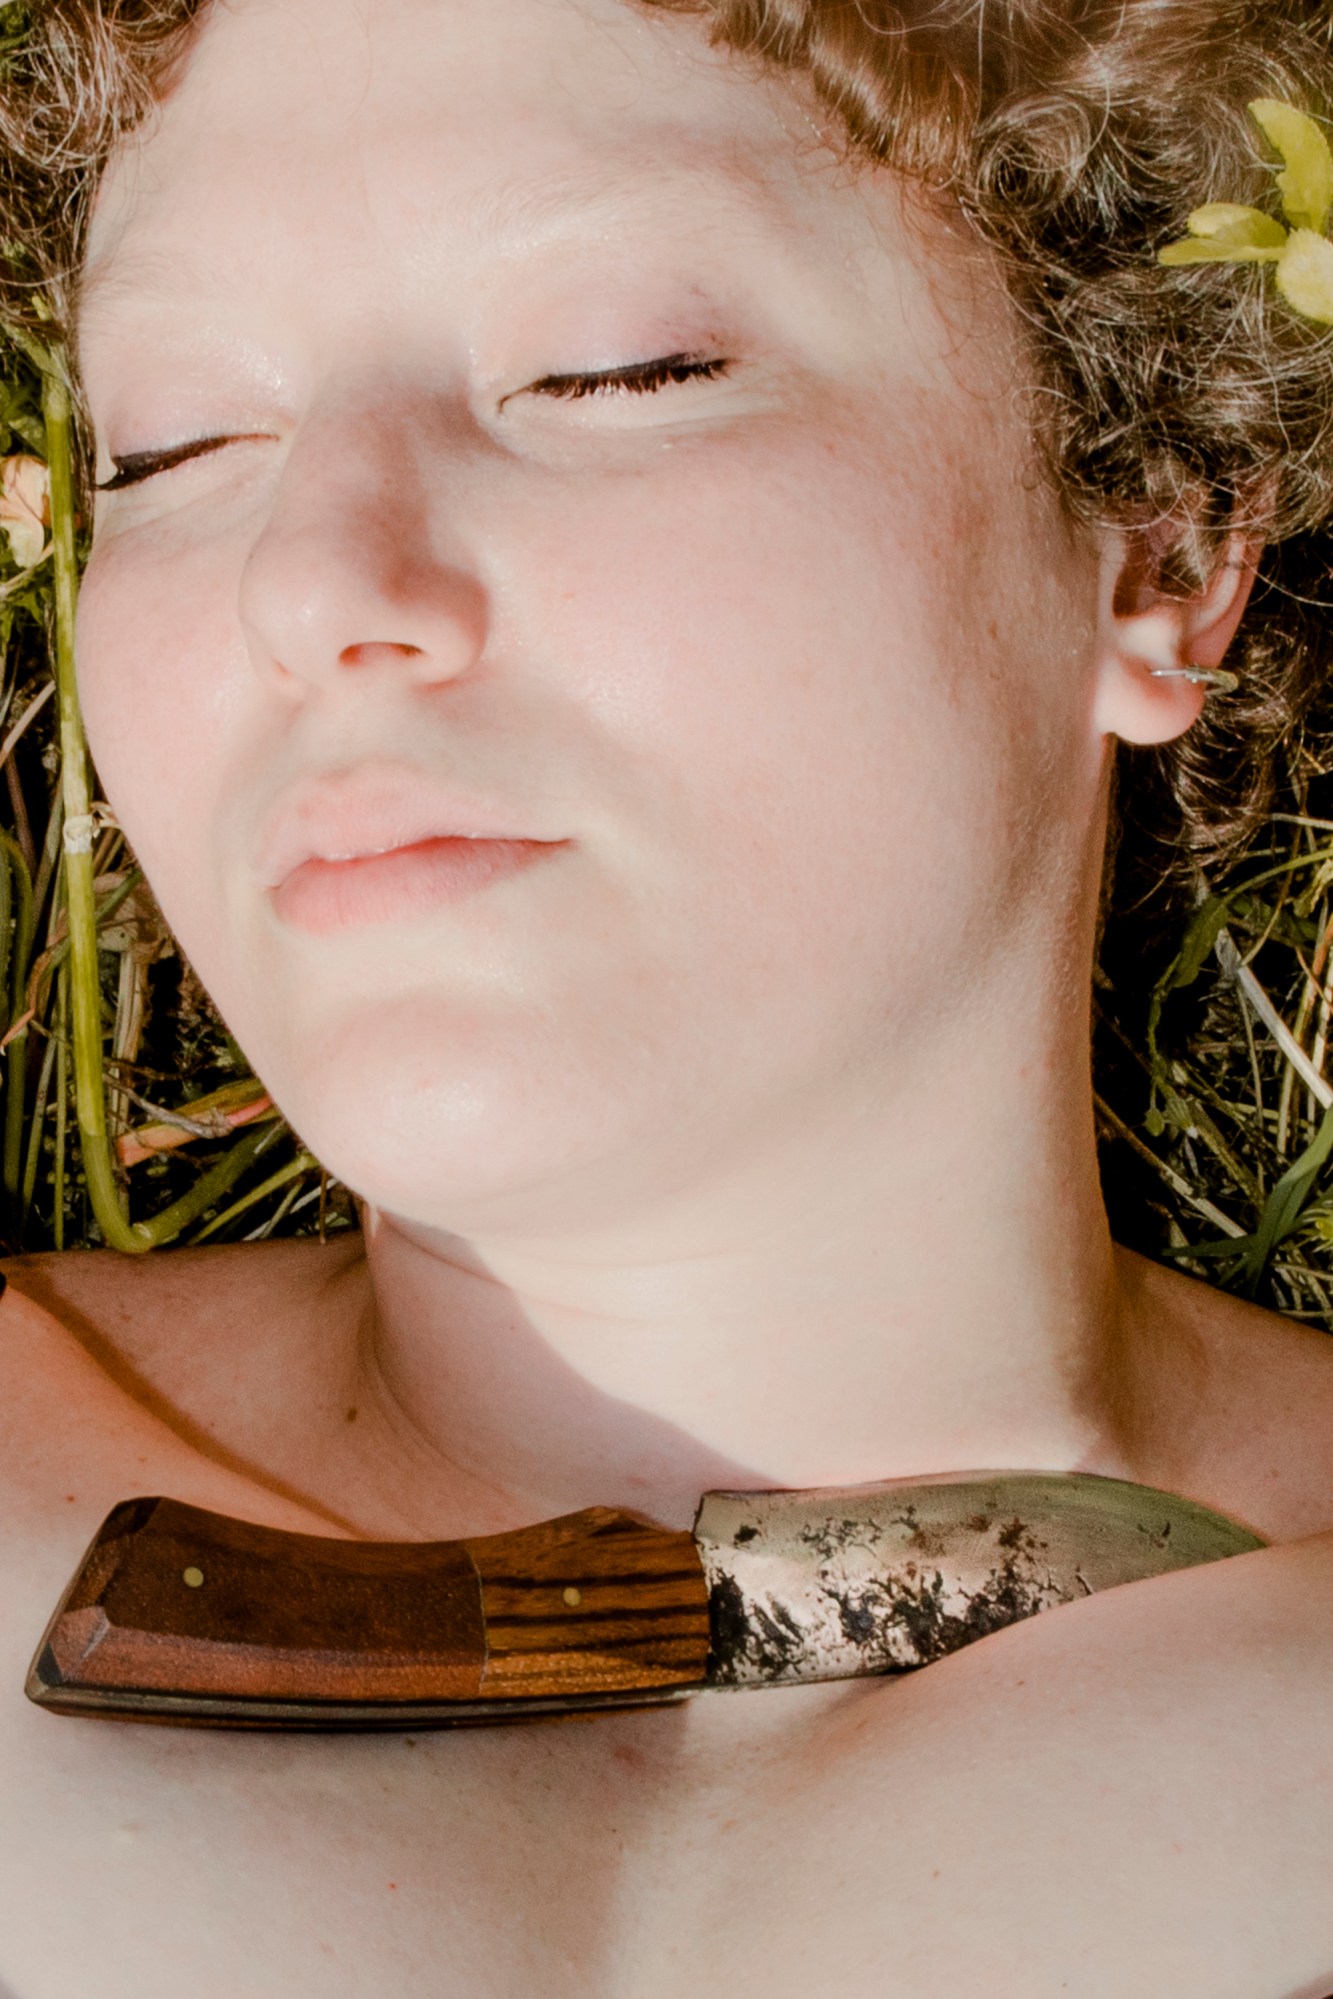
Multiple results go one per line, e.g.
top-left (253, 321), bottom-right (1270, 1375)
top-left (693, 1470), bottom-right (1266, 1688)
top-left (26, 1471), bottom-right (1264, 1728)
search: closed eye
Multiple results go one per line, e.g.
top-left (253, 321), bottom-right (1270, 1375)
top-left (94, 435), bottom-right (259, 493)
top-left (525, 352), bottom-right (733, 401)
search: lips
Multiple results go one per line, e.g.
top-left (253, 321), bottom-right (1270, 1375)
top-left (254, 764), bottom-right (561, 890)
top-left (254, 764), bottom-right (569, 934)
top-left (272, 836), bottom-right (560, 935)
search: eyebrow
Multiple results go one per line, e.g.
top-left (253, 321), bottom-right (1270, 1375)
top-left (76, 243), bottom-right (212, 327)
top-left (75, 162), bottom-right (784, 342)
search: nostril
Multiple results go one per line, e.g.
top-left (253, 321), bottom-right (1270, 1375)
top-left (337, 641), bottom-right (426, 669)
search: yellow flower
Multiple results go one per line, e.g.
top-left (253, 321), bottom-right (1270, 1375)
top-left (1158, 99), bottom-right (1333, 326)
top-left (0, 451), bottom-right (50, 570)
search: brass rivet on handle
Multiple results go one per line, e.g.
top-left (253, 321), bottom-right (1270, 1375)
top-left (562, 1587), bottom-right (582, 1607)
top-left (182, 1566), bottom-right (205, 1589)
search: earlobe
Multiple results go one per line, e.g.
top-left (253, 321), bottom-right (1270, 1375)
top-left (1091, 525), bottom-right (1265, 746)
top-left (1091, 598), bottom-right (1209, 745)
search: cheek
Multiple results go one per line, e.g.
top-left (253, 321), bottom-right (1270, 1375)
top-left (69, 387), bottom-right (1095, 1143)
top-left (75, 528), bottom-right (251, 910)
top-left (512, 417), bottom-right (1074, 968)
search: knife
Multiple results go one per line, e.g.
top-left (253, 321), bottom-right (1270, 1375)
top-left (25, 1470), bottom-right (1264, 1729)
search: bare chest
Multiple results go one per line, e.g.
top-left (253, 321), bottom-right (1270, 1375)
top-left (0, 1591), bottom-right (1331, 1999)
top-left (1, 1264), bottom-right (1331, 1999)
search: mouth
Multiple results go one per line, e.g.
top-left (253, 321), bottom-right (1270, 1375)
top-left (255, 762), bottom-right (570, 934)
top-left (271, 834), bottom-right (566, 936)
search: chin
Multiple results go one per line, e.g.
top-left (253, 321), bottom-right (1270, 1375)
top-left (254, 1007), bottom-right (672, 1240)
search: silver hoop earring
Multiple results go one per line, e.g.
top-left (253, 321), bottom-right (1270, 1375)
top-left (1149, 665), bottom-right (1239, 694)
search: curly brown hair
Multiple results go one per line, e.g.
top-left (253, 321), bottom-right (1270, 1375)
top-left (3, 0), bottom-right (1333, 888)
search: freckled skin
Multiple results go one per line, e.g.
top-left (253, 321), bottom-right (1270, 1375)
top-left (0, 0), bottom-right (1327, 1991)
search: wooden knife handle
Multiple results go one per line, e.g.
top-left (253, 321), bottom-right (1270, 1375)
top-left (26, 1496), bottom-right (712, 1728)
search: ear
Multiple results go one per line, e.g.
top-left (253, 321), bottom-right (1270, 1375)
top-left (1091, 522), bottom-right (1265, 745)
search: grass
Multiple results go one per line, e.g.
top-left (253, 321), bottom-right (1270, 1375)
top-left (1098, 790), bottom-right (1333, 1330)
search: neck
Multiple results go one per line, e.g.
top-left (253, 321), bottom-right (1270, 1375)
top-left (344, 970), bottom-right (1134, 1537)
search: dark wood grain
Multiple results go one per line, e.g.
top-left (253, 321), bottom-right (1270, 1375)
top-left (25, 1494), bottom-right (712, 1727)
top-left (466, 1506), bottom-right (712, 1698)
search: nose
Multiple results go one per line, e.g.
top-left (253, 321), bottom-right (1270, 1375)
top-left (237, 386), bottom-right (491, 699)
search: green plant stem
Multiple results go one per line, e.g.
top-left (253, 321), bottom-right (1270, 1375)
top-left (52, 964), bottom-right (66, 1252)
top-left (39, 347), bottom-right (147, 1253)
top-left (190, 1148), bottom-right (317, 1245)
top-left (0, 825), bottom-right (12, 1020)
top-left (31, 790), bottom-right (63, 944)
top-left (0, 826), bottom-right (35, 999)
top-left (134, 1122), bottom-right (284, 1251)
top-left (0, 826), bottom-right (33, 1202)
top-left (17, 314), bottom-right (322, 1254)
top-left (33, 867), bottom-right (139, 994)
top-left (21, 1015), bottom-right (59, 1234)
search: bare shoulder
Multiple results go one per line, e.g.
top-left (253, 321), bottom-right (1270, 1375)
top-left (0, 1228), bottom-right (362, 1396)
top-left (0, 1233), bottom-right (366, 1516)
top-left (0, 1230), bottom-right (365, 1367)
top-left (1115, 1242), bottom-right (1333, 1542)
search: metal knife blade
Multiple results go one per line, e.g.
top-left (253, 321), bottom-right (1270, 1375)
top-left (694, 1469), bottom-right (1266, 1688)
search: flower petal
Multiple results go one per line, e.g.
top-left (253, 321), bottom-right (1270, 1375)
top-left (1189, 203), bottom-right (1289, 249)
top-left (1250, 99), bottom-right (1333, 235)
top-left (0, 519), bottom-right (42, 569)
top-left (1160, 205), bottom-right (1287, 266)
top-left (0, 453), bottom-right (49, 570)
top-left (1275, 228), bottom-right (1333, 324)
top-left (1159, 240), bottom-right (1283, 267)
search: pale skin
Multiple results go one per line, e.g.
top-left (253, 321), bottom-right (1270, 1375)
top-left (0, 0), bottom-right (1331, 1991)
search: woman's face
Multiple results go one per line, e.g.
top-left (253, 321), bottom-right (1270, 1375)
top-left (74, 0), bottom-right (1104, 1236)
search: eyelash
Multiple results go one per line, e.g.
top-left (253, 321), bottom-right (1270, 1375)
top-left (93, 352), bottom-right (734, 492)
top-left (526, 352), bottom-right (732, 400)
